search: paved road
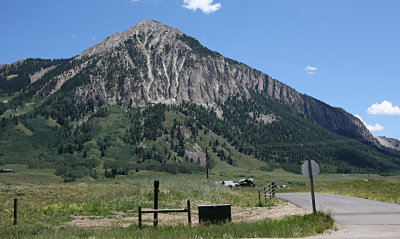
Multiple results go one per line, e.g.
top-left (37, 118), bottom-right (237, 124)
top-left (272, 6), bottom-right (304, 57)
top-left (277, 193), bottom-right (400, 238)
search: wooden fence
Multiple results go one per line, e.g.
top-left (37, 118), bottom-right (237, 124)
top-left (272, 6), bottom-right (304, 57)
top-left (258, 181), bottom-right (275, 205)
top-left (138, 200), bottom-right (191, 228)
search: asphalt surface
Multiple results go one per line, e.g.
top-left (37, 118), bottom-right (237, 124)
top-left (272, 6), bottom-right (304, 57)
top-left (277, 193), bottom-right (400, 239)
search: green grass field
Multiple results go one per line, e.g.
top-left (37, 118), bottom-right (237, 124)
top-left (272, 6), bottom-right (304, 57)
top-left (314, 179), bottom-right (400, 204)
top-left (0, 166), bottom-right (336, 239)
top-left (2, 212), bottom-right (333, 239)
top-left (3, 159), bottom-right (400, 239)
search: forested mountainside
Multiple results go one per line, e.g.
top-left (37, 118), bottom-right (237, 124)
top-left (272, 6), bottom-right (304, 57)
top-left (1, 20), bottom-right (400, 181)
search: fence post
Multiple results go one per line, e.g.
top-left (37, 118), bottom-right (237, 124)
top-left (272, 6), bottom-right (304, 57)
top-left (263, 187), bottom-right (266, 203)
top-left (138, 207), bottom-right (142, 228)
top-left (14, 198), bottom-right (18, 225)
top-left (187, 200), bottom-right (191, 227)
top-left (154, 180), bottom-right (159, 227)
top-left (272, 181), bottom-right (275, 198)
top-left (258, 190), bottom-right (261, 206)
top-left (268, 183), bottom-right (271, 199)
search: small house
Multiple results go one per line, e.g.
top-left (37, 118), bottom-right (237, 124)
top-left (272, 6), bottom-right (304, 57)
top-left (239, 178), bottom-right (255, 187)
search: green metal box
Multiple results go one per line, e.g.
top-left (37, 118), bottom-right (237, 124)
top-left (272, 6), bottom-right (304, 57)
top-left (198, 204), bottom-right (231, 224)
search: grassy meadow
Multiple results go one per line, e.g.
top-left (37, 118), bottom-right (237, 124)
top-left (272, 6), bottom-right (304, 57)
top-left (2, 158), bottom-right (400, 238)
top-left (0, 165), bottom-right (336, 239)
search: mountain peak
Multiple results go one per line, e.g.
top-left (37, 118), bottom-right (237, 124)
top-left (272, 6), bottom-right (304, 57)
top-left (136, 19), bottom-right (165, 28)
top-left (80, 20), bottom-right (179, 58)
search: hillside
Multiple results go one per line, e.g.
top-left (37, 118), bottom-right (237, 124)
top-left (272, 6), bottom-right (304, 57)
top-left (1, 20), bottom-right (400, 181)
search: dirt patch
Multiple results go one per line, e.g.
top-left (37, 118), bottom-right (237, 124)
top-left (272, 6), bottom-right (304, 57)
top-left (232, 201), bottom-right (308, 222)
top-left (185, 143), bottom-right (206, 166)
top-left (214, 107), bottom-right (224, 120)
top-left (66, 216), bottom-right (121, 228)
top-left (248, 112), bottom-right (276, 124)
top-left (66, 200), bottom-right (308, 228)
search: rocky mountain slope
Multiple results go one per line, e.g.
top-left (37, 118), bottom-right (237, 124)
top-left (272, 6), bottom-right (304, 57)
top-left (1, 20), bottom-right (376, 144)
top-left (375, 136), bottom-right (400, 151)
top-left (1, 20), bottom-right (399, 180)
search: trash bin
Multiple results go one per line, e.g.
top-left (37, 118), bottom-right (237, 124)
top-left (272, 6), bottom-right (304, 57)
top-left (198, 204), bottom-right (231, 224)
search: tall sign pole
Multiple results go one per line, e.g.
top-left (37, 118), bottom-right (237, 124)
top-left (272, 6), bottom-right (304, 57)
top-left (302, 160), bottom-right (319, 215)
top-left (307, 160), bottom-right (316, 214)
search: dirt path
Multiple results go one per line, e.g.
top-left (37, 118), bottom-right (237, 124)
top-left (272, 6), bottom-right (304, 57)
top-left (66, 200), bottom-right (307, 228)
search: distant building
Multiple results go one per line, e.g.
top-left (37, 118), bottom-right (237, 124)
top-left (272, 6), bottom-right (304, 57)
top-left (0, 169), bottom-right (13, 173)
top-left (216, 181), bottom-right (239, 188)
top-left (239, 178), bottom-right (255, 187)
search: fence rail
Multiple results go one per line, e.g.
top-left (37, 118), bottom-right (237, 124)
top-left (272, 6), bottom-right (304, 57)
top-left (141, 208), bottom-right (188, 213)
top-left (139, 200), bottom-right (191, 228)
top-left (258, 181), bottom-right (275, 205)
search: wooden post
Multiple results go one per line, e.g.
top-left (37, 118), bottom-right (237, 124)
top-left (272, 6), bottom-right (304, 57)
top-left (206, 147), bottom-right (209, 179)
top-left (263, 187), bottom-right (266, 203)
top-left (307, 160), bottom-right (316, 214)
top-left (269, 183), bottom-right (272, 199)
top-left (187, 200), bottom-right (191, 227)
top-left (14, 198), bottom-right (18, 225)
top-left (138, 207), bottom-right (142, 228)
top-left (258, 190), bottom-right (261, 206)
top-left (154, 180), bottom-right (159, 227)
top-left (272, 181), bottom-right (275, 198)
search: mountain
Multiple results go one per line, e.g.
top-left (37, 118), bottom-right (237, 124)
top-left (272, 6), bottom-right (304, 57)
top-left (1, 20), bottom-right (399, 181)
top-left (1, 20), bottom-right (376, 141)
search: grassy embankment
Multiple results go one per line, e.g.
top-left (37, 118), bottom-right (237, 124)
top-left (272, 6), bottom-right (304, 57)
top-left (315, 179), bottom-right (400, 204)
top-left (276, 174), bottom-right (400, 205)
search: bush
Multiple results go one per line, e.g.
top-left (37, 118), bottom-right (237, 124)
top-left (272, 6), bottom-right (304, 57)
top-left (134, 161), bottom-right (204, 174)
top-left (163, 163), bottom-right (179, 174)
top-left (259, 165), bottom-right (274, 172)
top-left (82, 157), bottom-right (100, 168)
top-left (55, 165), bottom-right (90, 179)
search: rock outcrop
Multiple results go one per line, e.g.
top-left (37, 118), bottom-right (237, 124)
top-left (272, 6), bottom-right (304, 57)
top-left (375, 136), bottom-right (400, 151)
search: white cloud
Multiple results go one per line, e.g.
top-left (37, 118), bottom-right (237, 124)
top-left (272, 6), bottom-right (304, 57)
top-left (305, 66), bottom-right (317, 71)
top-left (183, 0), bottom-right (221, 14)
top-left (354, 114), bottom-right (384, 132)
top-left (367, 100), bottom-right (400, 115)
top-left (367, 123), bottom-right (384, 131)
top-left (305, 65), bottom-right (317, 74)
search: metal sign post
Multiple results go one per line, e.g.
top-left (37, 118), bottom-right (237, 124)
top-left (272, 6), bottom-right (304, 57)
top-left (307, 160), bottom-right (316, 214)
top-left (302, 160), bottom-right (320, 214)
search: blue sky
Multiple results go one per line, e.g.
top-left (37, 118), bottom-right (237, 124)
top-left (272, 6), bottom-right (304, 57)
top-left (1, 0), bottom-right (399, 139)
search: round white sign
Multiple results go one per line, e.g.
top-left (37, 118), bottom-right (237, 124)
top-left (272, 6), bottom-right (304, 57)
top-left (301, 160), bottom-right (320, 178)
